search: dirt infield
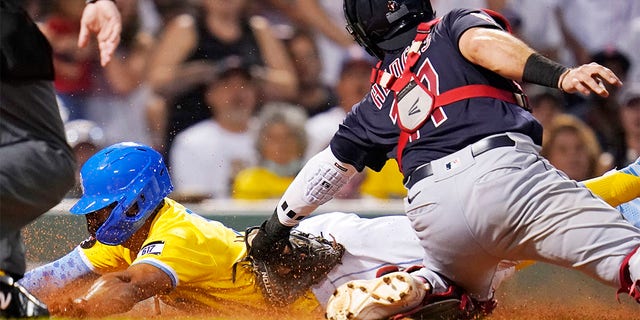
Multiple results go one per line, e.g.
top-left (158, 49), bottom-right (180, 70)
top-left (490, 263), bottom-right (637, 320)
top-left (35, 259), bottom-right (638, 320)
top-left (25, 211), bottom-right (638, 319)
top-left (48, 263), bottom-right (637, 320)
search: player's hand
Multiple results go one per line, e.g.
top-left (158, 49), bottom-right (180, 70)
top-left (559, 62), bottom-right (623, 97)
top-left (249, 225), bottom-right (291, 261)
top-left (248, 218), bottom-right (293, 262)
top-left (78, 0), bottom-right (122, 67)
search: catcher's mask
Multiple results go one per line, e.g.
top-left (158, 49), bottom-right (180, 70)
top-left (70, 142), bottom-right (173, 245)
top-left (344, 0), bottom-right (435, 60)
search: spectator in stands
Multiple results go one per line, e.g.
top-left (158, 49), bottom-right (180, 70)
top-left (617, 83), bottom-right (640, 168)
top-left (84, 0), bottom-right (155, 146)
top-left (39, 0), bottom-right (95, 120)
top-left (169, 61), bottom-right (259, 200)
top-left (150, 0), bottom-right (197, 28)
top-left (551, 0), bottom-right (638, 66)
top-left (432, 0), bottom-right (508, 15)
top-left (620, 15), bottom-right (640, 83)
top-left (285, 29), bottom-right (337, 117)
top-left (507, 0), bottom-right (563, 61)
top-left (146, 0), bottom-right (296, 156)
top-left (575, 49), bottom-right (630, 160)
top-left (233, 103), bottom-right (307, 200)
top-left (261, 0), bottom-right (360, 85)
top-left (304, 57), bottom-right (371, 158)
top-left (526, 85), bottom-right (566, 141)
top-left (64, 120), bottom-right (106, 198)
top-left (141, 0), bottom-right (198, 154)
top-left (541, 114), bottom-right (608, 182)
top-left (21, 0), bottom-right (50, 22)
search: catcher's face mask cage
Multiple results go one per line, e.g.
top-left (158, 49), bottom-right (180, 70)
top-left (343, 0), bottom-right (435, 59)
top-left (70, 142), bottom-right (173, 245)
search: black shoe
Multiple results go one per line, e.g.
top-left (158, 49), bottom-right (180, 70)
top-left (0, 275), bottom-right (49, 318)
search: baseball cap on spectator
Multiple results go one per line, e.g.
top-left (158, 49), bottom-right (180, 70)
top-left (339, 48), bottom-right (377, 75)
top-left (591, 48), bottom-right (631, 78)
top-left (340, 57), bottom-right (374, 76)
top-left (618, 83), bottom-right (640, 107)
top-left (213, 55), bottom-right (258, 81)
top-left (527, 85), bottom-right (565, 109)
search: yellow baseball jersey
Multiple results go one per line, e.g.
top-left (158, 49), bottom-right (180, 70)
top-left (80, 198), bottom-right (319, 317)
top-left (232, 168), bottom-right (294, 199)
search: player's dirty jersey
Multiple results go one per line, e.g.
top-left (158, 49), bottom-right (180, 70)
top-left (330, 8), bottom-right (543, 176)
top-left (79, 198), bottom-right (319, 317)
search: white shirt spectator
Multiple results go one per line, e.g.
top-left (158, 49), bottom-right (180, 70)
top-left (432, 0), bottom-right (489, 15)
top-left (551, 0), bottom-right (638, 53)
top-left (170, 120), bottom-right (257, 198)
top-left (508, 0), bottom-right (563, 55)
top-left (86, 86), bottom-right (153, 146)
top-left (619, 16), bottom-right (640, 82)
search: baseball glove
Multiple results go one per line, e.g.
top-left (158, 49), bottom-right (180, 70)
top-left (240, 226), bottom-right (346, 307)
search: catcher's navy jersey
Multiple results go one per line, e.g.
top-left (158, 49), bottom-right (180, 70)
top-left (330, 9), bottom-right (543, 175)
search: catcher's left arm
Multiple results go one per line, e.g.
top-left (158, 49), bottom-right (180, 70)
top-left (241, 227), bottom-right (346, 307)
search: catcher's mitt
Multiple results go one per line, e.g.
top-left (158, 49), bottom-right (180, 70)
top-left (241, 226), bottom-right (346, 307)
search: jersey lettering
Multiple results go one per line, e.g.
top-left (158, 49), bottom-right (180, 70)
top-left (372, 50), bottom-right (409, 110)
top-left (371, 84), bottom-right (389, 109)
top-left (408, 131), bottom-right (420, 142)
top-left (416, 58), bottom-right (447, 127)
top-left (138, 241), bottom-right (165, 257)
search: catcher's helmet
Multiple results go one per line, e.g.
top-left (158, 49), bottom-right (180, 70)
top-left (70, 142), bottom-right (173, 245)
top-left (344, 0), bottom-right (435, 60)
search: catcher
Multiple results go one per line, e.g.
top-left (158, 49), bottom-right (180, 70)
top-left (19, 141), bottom-right (640, 319)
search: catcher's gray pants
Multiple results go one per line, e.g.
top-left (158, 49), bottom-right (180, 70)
top-left (0, 80), bottom-right (75, 276)
top-left (404, 132), bottom-right (640, 300)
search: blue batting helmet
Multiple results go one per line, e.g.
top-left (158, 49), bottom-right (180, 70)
top-left (70, 142), bottom-right (173, 245)
top-left (344, 0), bottom-right (435, 60)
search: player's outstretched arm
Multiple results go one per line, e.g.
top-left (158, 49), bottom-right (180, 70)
top-left (79, 0), bottom-right (122, 67)
top-left (49, 263), bottom-right (172, 317)
top-left (458, 26), bottom-right (622, 97)
top-left (582, 158), bottom-right (640, 208)
top-left (18, 247), bottom-right (98, 299)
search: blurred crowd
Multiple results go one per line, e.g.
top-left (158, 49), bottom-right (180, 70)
top-left (20, 0), bottom-right (640, 200)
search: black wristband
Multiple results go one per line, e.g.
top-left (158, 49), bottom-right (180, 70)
top-left (264, 211), bottom-right (293, 240)
top-left (522, 53), bottom-right (568, 88)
